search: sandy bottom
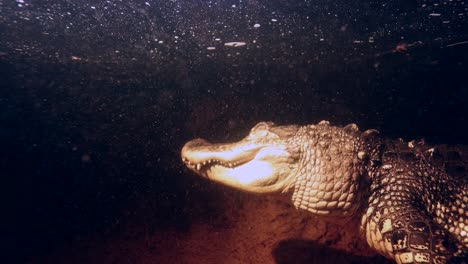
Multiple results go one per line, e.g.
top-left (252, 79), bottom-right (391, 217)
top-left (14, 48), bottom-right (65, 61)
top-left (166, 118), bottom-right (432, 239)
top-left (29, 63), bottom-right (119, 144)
top-left (30, 191), bottom-right (391, 264)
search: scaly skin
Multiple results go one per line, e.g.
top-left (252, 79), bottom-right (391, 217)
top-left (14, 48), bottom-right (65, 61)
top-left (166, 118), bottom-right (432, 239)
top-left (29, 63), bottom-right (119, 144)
top-left (181, 121), bottom-right (468, 263)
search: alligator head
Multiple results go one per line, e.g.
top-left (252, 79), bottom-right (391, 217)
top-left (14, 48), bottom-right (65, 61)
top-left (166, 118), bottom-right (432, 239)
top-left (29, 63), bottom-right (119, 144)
top-left (182, 121), bottom-right (371, 217)
top-left (181, 122), bottom-right (301, 193)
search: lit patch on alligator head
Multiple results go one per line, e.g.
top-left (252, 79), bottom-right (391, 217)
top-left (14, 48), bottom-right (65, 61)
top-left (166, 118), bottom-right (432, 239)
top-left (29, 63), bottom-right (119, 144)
top-left (181, 122), bottom-right (300, 193)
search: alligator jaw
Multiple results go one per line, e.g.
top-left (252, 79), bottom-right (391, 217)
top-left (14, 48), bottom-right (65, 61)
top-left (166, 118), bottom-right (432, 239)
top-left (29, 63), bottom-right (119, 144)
top-left (181, 138), bottom-right (262, 174)
top-left (181, 136), bottom-right (296, 193)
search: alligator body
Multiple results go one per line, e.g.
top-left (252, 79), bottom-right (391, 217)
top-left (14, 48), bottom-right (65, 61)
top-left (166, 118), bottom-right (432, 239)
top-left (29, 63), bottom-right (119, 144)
top-left (181, 121), bottom-right (468, 263)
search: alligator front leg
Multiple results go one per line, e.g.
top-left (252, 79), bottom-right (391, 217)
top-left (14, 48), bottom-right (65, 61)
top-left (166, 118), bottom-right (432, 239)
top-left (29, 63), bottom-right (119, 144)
top-left (364, 205), bottom-right (464, 264)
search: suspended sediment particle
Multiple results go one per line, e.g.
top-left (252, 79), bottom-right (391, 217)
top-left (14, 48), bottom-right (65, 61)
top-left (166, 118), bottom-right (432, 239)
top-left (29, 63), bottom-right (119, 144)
top-left (224, 42), bottom-right (247, 47)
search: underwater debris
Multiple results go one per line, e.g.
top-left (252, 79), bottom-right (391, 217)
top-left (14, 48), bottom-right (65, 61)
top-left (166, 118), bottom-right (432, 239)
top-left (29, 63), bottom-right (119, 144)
top-left (224, 42), bottom-right (247, 47)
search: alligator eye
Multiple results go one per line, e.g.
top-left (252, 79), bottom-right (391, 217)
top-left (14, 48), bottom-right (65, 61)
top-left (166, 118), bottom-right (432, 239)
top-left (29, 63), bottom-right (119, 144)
top-left (251, 122), bottom-right (274, 132)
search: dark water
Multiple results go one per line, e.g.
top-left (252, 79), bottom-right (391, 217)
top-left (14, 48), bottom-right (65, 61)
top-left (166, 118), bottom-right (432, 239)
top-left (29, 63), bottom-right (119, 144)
top-left (1, 0), bottom-right (467, 263)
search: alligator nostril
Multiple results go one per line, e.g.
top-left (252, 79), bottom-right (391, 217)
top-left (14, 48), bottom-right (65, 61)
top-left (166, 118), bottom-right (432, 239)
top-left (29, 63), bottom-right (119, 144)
top-left (186, 138), bottom-right (210, 147)
top-left (181, 138), bottom-right (210, 159)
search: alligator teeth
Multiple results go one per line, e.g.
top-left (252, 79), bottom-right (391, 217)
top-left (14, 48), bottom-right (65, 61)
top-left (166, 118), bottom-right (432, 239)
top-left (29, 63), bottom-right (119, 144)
top-left (186, 159), bottom-right (242, 169)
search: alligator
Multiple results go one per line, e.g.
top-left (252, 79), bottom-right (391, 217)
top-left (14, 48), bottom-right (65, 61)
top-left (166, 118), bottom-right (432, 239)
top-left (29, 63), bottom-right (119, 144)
top-left (181, 121), bottom-right (468, 264)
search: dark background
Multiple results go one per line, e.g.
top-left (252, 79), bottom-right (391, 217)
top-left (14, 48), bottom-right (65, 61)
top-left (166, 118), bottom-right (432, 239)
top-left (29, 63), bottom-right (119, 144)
top-left (1, 0), bottom-right (467, 263)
